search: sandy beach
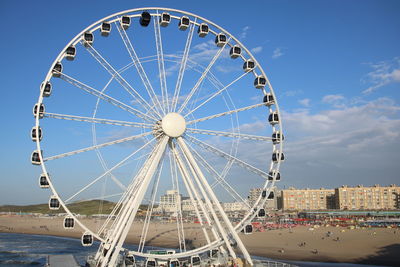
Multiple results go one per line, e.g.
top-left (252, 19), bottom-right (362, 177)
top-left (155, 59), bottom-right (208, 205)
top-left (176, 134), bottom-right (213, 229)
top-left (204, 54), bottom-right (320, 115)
top-left (1, 215), bottom-right (399, 266)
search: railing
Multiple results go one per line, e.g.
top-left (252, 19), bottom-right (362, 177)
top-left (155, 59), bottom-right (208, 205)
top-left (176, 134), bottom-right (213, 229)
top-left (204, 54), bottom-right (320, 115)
top-left (253, 259), bottom-right (299, 267)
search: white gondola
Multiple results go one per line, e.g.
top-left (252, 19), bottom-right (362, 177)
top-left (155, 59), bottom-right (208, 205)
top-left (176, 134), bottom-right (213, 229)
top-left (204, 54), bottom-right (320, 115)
top-left (268, 111), bottom-right (279, 125)
top-left (101, 22), bottom-right (111, 36)
top-left (190, 255), bottom-right (201, 266)
top-left (230, 238), bottom-right (238, 248)
top-left (272, 150), bottom-right (284, 163)
top-left (49, 195), bottom-right (60, 210)
top-left (140, 12), bottom-right (151, 27)
top-left (81, 232), bottom-right (93, 247)
top-left (31, 126), bottom-right (42, 142)
top-left (268, 191), bottom-right (275, 199)
top-left (197, 23), bottom-right (209, 37)
top-left (65, 46), bottom-right (76, 61)
top-left (31, 150), bottom-right (42, 165)
top-left (125, 252), bottom-right (135, 266)
top-left (178, 16), bottom-right (190, 30)
top-left (268, 170), bottom-right (281, 181)
top-left (254, 75), bottom-right (266, 88)
top-left (145, 257), bottom-right (157, 267)
top-left (209, 248), bottom-right (219, 258)
top-left (261, 189), bottom-right (267, 198)
top-left (39, 173), bottom-right (49, 188)
top-left (244, 224), bottom-right (253, 234)
top-left (120, 16), bottom-right (131, 30)
top-left (159, 12), bottom-right (170, 27)
top-left (168, 259), bottom-right (179, 267)
top-left (41, 81), bottom-right (52, 97)
top-left (52, 62), bottom-right (62, 77)
top-left (243, 59), bottom-right (255, 72)
top-left (215, 33), bottom-right (227, 47)
top-left (258, 208), bottom-right (266, 217)
top-left (83, 32), bottom-right (94, 46)
top-left (64, 216), bottom-right (75, 229)
top-left (33, 103), bottom-right (45, 119)
top-left (263, 93), bottom-right (275, 106)
top-left (229, 45), bottom-right (241, 59)
top-left (272, 131), bottom-right (284, 144)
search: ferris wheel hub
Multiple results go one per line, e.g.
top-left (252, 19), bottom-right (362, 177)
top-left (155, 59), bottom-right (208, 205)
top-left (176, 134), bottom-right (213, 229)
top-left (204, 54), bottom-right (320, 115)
top-left (161, 112), bottom-right (186, 138)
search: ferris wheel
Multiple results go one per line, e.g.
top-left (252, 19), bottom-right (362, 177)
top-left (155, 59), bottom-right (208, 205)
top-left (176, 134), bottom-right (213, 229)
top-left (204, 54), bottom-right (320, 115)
top-left (31, 7), bottom-right (284, 266)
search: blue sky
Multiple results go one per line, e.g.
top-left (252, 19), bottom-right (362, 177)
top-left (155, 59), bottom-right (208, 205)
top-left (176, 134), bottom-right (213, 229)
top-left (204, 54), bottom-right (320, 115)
top-left (0, 0), bottom-right (399, 205)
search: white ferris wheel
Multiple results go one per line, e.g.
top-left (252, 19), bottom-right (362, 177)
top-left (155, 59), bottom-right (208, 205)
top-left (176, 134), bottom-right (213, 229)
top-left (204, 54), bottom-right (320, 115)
top-left (31, 7), bottom-right (284, 267)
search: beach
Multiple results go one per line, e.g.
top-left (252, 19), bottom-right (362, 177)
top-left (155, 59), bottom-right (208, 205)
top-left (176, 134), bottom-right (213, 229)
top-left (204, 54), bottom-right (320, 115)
top-left (1, 215), bottom-right (399, 266)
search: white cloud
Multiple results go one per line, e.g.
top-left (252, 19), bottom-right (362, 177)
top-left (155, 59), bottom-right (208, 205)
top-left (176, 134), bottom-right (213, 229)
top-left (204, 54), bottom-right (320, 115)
top-left (237, 120), bottom-right (267, 134)
top-left (279, 97), bottom-right (400, 186)
top-left (198, 97), bottom-right (400, 189)
top-left (362, 57), bottom-right (400, 94)
top-left (189, 40), bottom-right (230, 63)
top-left (282, 89), bottom-right (303, 97)
top-left (250, 46), bottom-right (263, 54)
top-left (239, 26), bottom-right (250, 39)
top-left (322, 94), bottom-right (345, 108)
top-left (215, 65), bottom-right (240, 73)
top-left (322, 94), bottom-right (344, 103)
top-left (298, 98), bottom-right (311, 107)
top-left (272, 48), bottom-right (284, 59)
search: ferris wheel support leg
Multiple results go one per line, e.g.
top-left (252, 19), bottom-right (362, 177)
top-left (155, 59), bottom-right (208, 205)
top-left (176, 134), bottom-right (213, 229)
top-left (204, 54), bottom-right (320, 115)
top-left (177, 137), bottom-right (254, 266)
top-left (98, 136), bottom-right (169, 267)
top-left (177, 144), bottom-right (235, 258)
top-left (176, 138), bottom-right (239, 260)
top-left (171, 142), bottom-right (215, 244)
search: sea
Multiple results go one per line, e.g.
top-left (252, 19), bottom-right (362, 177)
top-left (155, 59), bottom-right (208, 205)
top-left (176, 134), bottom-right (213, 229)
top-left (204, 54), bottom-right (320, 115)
top-left (0, 233), bottom-right (385, 267)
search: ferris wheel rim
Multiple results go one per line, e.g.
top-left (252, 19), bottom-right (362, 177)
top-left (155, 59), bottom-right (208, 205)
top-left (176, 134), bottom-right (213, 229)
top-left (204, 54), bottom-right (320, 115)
top-left (33, 6), bottom-right (284, 261)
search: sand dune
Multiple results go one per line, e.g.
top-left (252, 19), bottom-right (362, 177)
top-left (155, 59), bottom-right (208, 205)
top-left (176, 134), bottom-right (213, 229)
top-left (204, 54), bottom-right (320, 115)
top-left (1, 215), bottom-right (399, 266)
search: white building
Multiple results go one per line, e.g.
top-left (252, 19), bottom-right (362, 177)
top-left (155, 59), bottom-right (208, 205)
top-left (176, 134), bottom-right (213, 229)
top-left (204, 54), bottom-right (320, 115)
top-left (181, 198), bottom-right (196, 212)
top-left (158, 190), bottom-right (182, 213)
top-left (223, 201), bottom-right (248, 212)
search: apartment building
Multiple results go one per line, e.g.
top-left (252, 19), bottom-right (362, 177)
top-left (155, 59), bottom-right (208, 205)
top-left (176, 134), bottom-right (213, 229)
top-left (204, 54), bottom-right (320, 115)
top-left (281, 187), bottom-right (336, 211)
top-left (335, 184), bottom-right (400, 210)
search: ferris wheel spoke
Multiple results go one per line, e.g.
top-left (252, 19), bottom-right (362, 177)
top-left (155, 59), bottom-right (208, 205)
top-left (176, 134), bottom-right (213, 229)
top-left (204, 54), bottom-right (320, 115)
top-left (84, 192), bottom-right (124, 202)
top-left (185, 134), bottom-right (270, 179)
top-left (93, 130), bottom-right (128, 193)
top-left (187, 144), bottom-right (250, 208)
top-left (44, 112), bottom-right (152, 128)
top-left (114, 21), bottom-right (163, 117)
top-left (64, 135), bottom-right (158, 204)
top-left (153, 12), bottom-right (169, 113)
top-left (172, 19), bottom-right (196, 112)
top-left (82, 42), bottom-right (160, 118)
top-left (57, 71), bottom-right (157, 122)
top-left (44, 131), bottom-right (153, 162)
top-left (178, 37), bottom-right (232, 113)
top-left (187, 102), bottom-right (265, 125)
top-left (185, 71), bottom-right (250, 117)
top-left (186, 128), bottom-right (273, 142)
